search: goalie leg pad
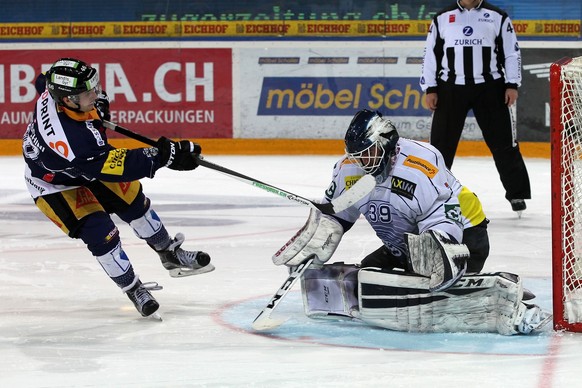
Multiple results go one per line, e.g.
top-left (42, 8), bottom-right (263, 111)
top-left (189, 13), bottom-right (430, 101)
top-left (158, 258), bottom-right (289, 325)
top-left (273, 208), bottom-right (344, 267)
top-left (301, 262), bottom-right (360, 320)
top-left (405, 230), bottom-right (469, 292)
top-left (357, 268), bottom-right (547, 335)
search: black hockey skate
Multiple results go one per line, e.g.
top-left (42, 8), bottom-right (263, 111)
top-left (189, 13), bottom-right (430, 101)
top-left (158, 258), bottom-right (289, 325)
top-left (157, 233), bottom-right (215, 278)
top-left (510, 199), bottom-right (526, 218)
top-left (126, 280), bottom-right (162, 317)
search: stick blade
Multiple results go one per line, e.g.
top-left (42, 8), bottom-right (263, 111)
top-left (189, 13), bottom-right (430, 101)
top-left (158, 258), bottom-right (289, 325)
top-left (147, 312), bottom-right (163, 322)
top-left (330, 174), bottom-right (375, 213)
top-left (252, 316), bottom-right (289, 331)
top-left (251, 258), bottom-right (314, 331)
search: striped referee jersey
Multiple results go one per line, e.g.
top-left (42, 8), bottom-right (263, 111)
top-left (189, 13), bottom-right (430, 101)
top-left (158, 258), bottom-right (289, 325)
top-left (420, 0), bottom-right (521, 92)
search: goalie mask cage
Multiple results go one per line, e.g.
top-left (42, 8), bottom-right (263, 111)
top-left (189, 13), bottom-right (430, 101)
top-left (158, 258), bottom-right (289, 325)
top-left (551, 56), bottom-right (582, 332)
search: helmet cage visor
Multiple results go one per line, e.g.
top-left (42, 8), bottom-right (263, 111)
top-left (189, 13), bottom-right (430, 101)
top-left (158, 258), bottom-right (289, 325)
top-left (66, 83), bottom-right (102, 103)
top-left (347, 140), bottom-right (386, 175)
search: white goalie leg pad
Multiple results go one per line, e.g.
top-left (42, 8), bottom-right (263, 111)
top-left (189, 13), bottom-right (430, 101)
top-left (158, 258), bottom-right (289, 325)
top-left (300, 262), bottom-right (360, 320)
top-left (405, 230), bottom-right (469, 292)
top-left (357, 268), bottom-right (548, 335)
top-left (272, 208), bottom-right (344, 267)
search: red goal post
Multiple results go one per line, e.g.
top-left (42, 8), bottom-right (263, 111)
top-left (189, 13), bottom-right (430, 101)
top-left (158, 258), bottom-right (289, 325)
top-left (551, 56), bottom-right (582, 332)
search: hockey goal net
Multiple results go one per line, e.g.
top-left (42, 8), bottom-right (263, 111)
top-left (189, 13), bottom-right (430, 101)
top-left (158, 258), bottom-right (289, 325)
top-left (551, 56), bottom-right (582, 331)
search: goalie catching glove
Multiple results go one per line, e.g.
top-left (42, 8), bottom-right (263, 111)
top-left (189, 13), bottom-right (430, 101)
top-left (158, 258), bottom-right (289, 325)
top-left (405, 229), bottom-right (469, 292)
top-left (272, 208), bottom-right (344, 267)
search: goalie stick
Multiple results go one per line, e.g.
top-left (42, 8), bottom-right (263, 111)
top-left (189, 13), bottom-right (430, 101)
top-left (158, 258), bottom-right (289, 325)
top-left (252, 257), bottom-right (315, 331)
top-left (102, 120), bottom-right (375, 215)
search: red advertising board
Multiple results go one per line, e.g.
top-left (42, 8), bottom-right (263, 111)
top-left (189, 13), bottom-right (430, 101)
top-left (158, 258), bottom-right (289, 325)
top-left (0, 48), bottom-right (232, 139)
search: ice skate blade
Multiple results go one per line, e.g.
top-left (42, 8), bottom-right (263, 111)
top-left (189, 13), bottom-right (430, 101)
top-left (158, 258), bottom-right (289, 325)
top-left (169, 264), bottom-right (216, 278)
top-left (147, 312), bottom-right (163, 321)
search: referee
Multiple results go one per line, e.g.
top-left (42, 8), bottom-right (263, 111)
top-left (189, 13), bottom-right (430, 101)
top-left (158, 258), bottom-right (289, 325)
top-left (420, 0), bottom-right (531, 215)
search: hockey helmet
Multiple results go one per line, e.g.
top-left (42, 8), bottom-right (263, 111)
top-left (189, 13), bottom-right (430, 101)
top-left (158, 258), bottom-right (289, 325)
top-left (345, 109), bottom-right (399, 182)
top-left (45, 58), bottom-right (100, 103)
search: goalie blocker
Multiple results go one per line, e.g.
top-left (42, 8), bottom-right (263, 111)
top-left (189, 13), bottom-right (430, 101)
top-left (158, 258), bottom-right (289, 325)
top-left (300, 263), bottom-right (551, 335)
top-left (272, 208), bottom-right (344, 267)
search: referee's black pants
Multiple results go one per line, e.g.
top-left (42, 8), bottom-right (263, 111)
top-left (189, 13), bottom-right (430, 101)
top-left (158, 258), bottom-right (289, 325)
top-left (430, 79), bottom-right (531, 201)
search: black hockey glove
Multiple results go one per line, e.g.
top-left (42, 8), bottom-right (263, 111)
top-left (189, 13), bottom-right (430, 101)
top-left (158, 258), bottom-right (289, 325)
top-left (35, 73), bottom-right (47, 95)
top-left (157, 136), bottom-right (201, 171)
top-left (94, 92), bottom-right (111, 122)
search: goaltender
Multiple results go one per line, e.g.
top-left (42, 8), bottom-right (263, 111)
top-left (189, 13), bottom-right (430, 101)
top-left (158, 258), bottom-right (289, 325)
top-left (273, 109), bottom-right (550, 335)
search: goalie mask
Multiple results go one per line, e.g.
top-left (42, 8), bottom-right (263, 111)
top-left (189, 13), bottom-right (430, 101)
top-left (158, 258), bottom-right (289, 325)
top-left (345, 110), bottom-right (399, 183)
top-left (45, 58), bottom-right (101, 106)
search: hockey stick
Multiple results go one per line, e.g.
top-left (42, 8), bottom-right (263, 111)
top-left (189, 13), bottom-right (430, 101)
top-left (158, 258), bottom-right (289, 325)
top-left (102, 120), bottom-right (375, 215)
top-left (194, 157), bottom-right (375, 215)
top-left (252, 256), bottom-right (314, 331)
top-left (102, 120), bottom-right (158, 148)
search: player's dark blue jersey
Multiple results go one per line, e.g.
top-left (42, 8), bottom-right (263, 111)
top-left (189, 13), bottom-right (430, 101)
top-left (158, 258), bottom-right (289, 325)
top-left (23, 90), bottom-right (162, 198)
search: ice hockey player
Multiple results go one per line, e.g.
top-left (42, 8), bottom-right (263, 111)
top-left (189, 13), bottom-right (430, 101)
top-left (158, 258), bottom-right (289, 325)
top-left (272, 109), bottom-right (550, 335)
top-left (23, 58), bottom-right (214, 318)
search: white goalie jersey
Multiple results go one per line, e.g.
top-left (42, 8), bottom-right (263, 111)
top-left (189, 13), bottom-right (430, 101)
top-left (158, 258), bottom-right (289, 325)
top-left (323, 138), bottom-right (485, 259)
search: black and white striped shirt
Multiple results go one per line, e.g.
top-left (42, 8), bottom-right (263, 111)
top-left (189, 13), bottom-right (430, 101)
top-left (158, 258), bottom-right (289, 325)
top-left (420, 0), bottom-right (521, 92)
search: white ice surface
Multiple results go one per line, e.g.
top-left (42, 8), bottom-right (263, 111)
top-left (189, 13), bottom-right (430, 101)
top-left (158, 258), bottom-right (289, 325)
top-left (0, 154), bottom-right (579, 388)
